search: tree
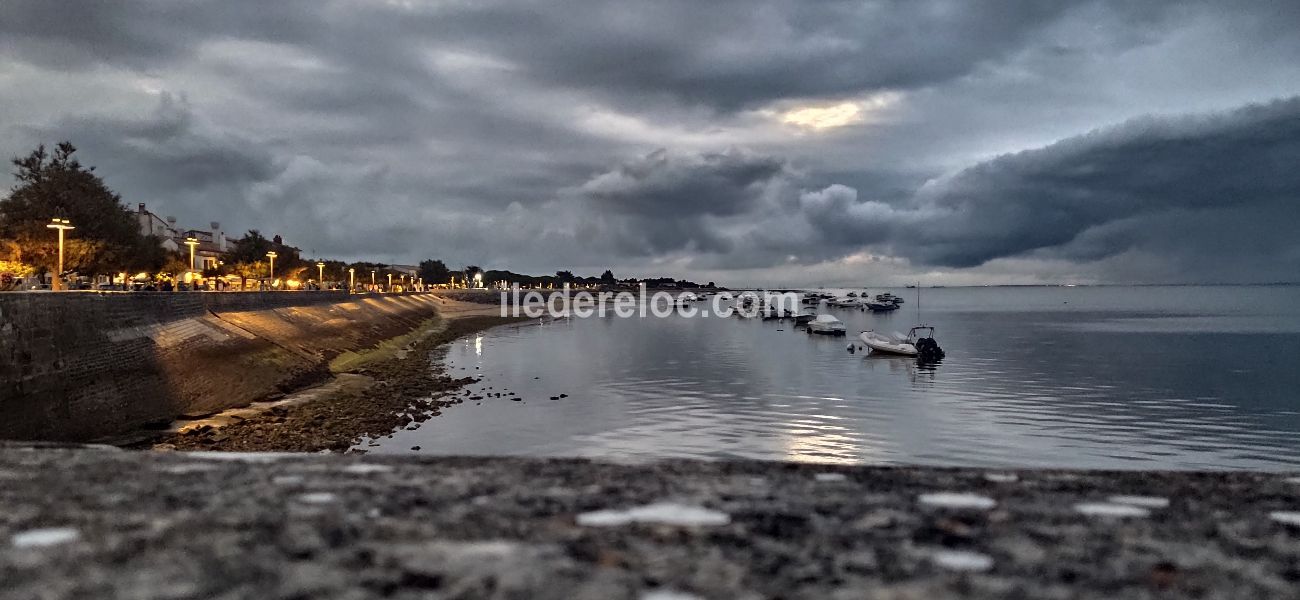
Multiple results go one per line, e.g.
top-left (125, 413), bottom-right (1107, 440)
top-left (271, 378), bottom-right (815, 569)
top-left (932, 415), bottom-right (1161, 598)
top-left (0, 142), bottom-right (144, 281)
top-left (222, 230), bottom-right (304, 289)
top-left (418, 259), bottom-right (451, 285)
top-left (555, 270), bottom-right (575, 281)
top-left (600, 269), bottom-right (615, 283)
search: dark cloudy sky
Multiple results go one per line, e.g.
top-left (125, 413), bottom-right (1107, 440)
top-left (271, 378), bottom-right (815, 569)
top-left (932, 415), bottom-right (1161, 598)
top-left (2, 0), bottom-right (1299, 285)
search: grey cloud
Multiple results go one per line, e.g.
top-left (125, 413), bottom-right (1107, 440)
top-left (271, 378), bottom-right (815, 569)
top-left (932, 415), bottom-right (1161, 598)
top-left (3, 0), bottom-right (1300, 284)
top-left (788, 97), bottom-right (1300, 280)
top-left (579, 148), bottom-right (786, 217)
top-left (16, 93), bottom-right (281, 224)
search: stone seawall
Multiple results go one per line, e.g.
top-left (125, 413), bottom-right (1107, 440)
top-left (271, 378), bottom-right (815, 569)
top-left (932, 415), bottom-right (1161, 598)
top-left (0, 292), bottom-right (442, 442)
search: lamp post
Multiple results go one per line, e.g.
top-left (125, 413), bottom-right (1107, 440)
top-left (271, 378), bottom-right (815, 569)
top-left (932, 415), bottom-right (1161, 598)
top-left (46, 218), bottom-right (74, 291)
top-left (266, 251), bottom-right (278, 289)
top-left (387, 273), bottom-right (393, 292)
top-left (184, 237), bottom-right (199, 271)
top-left (349, 268), bottom-right (355, 292)
top-left (473, 272), bottom-right (483, 289)
top-left (316, 262), bottom-right (325, 288)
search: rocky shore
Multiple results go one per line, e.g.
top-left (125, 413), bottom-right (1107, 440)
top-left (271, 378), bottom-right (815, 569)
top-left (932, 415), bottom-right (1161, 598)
top-left (146, 307), bottom-right (528, 453)
top-left (3, 444), bottom-right (1299, 599)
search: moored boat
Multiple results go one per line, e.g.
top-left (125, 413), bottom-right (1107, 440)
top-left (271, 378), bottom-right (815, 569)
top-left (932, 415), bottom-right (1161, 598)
top-left (858, 326), bottom-right (944, 359)
top-left (807, 314), bottom-right (847, 335)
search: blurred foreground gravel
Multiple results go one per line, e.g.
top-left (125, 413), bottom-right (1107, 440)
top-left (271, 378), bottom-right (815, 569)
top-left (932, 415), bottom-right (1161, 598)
top-left (2, 443), bottom-right (1300, 599)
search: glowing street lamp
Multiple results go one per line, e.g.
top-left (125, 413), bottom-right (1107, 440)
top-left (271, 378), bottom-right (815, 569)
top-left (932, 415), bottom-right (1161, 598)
top-left (370, 270), bottom-right (376, 289)
top-left (266, 251), bottom-right (278, 285)
top-left (473, 272), bottom-right (483, 288)
top-left (387, 272), bottom-right (393, 291)
top-left (316, 262), bottom-right (326, 286)
top-left (184, 237), bottom-right (200, 272)
top-left (348, 268), bottom-right (355, 292)
top-left (46, 218), bottom-right (74, 291)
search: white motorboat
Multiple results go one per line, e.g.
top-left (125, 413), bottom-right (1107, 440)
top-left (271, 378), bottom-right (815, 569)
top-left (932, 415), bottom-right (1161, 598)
top-left (858, 326), bottom-right (943, 359)
top-left (807, 314), bottom-right (847, 335)
top-left (733, 292), bottom-right (760, 316)
top-left (827, 296), bottom-right (864, 309)
top-left (676, 292), bottom-right (699, 304)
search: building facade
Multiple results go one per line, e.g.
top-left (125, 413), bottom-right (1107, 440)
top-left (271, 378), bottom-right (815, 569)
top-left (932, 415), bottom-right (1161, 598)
top-left (136, 204), bottom-right (228, 271)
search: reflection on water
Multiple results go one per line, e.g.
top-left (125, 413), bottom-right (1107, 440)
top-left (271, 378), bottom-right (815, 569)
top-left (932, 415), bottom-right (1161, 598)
top-left (363, 285), bottom-right (1300, 470)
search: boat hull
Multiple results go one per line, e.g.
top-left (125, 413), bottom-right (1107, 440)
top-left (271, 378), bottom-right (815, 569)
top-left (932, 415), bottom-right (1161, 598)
top-left (858, 332), bottom-right (918, 356)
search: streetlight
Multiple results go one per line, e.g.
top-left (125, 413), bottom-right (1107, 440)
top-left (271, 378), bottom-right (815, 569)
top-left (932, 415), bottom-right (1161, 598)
top-left (473, 272), bottom-right (483, 289)
top-left (46, 218), bottom-right (74, 291)
top-left (370, 270), bottom-right (376, 290)
top-left (348, 268), bottom-right (355, 292)
top-left (184, 237), bottom-right (199, 272)
top-left (316, 262), bottom-right (326, 288)
top-left (266, 251), bottom-right (278, 288)
top-left (387, 272), bottom-right (393, 291)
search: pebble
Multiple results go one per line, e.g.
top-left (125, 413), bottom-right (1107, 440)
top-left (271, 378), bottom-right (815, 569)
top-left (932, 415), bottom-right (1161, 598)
top-left (1108, 495), bottom-right (1169, 508)
top-left (12, 527), bottom-right (81, 548)
top-left (930, 549), bottom-right (994, 572)
top-left (342, 464), bottom-right (394, 474)
top-left (577, 502), bottom-right (730, 527)
top-left (1270, 511), bottom-right (1300, 526)
top-left (297, 492), bottom-right (338, 504)
top-left (641, 590), bottom-right (704, 600)
top-left (158, 463), bottom-right (219, 475)
top-left (918, 492), bottom-right (997, 510)
top-left (1075, 502), bottom-right (1150, 518)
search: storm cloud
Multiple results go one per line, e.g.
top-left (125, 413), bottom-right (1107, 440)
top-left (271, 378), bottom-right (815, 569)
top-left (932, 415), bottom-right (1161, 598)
top-left (2, 0), bottom-right (1299, 284)
top-left (784, 98), bottom-right (1300, 281)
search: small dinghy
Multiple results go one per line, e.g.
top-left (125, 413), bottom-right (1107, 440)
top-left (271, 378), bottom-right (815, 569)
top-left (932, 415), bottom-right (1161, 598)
top-left (859, 326), bottom-right (944, 359)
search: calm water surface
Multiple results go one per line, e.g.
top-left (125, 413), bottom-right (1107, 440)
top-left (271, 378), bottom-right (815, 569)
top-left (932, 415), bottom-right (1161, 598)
top-left (362, 286), bottom-right (1300, 470)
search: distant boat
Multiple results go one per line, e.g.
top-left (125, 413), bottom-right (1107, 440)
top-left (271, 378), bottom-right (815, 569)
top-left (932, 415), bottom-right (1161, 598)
top-left (859, 326), bottom-right (944, 359)
top-left (827, 296), bottom-right (864, 309)
top-left (866, 301), bottom-right (900, 312)
top-left (807, 314), bottom-right (847, 335)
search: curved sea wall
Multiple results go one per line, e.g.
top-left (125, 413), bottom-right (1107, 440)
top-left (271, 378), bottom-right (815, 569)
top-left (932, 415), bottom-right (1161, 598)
top-left (0, 291), bottom-right (443, 442)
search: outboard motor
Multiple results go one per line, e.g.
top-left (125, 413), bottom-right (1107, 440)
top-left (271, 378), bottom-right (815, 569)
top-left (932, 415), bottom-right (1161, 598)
top-left (914, 337), bottom-right (945, 361)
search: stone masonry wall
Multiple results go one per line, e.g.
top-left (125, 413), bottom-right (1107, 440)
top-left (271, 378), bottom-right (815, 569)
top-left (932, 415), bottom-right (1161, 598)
top-left (0, 292), bottom-right (441, 442)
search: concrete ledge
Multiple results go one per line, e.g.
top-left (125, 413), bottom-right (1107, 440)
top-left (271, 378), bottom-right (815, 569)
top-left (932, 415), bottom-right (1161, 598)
top-left (1, 446), bottom-right (1298, 598)
top-left (0, 293), bottom-right (444, 442)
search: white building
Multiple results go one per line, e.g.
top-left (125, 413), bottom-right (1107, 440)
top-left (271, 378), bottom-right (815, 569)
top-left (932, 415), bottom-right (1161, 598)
top-left (136, 203), bottom-right (228, 270)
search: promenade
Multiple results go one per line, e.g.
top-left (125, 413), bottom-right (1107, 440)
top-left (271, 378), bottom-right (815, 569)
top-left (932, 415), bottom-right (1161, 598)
top-left (2, 443), bottom-right (1298, 599)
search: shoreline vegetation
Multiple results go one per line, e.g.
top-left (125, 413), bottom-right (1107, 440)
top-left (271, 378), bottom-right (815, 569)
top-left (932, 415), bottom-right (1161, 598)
top-left (144, 297), bottom-right (529, 453)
